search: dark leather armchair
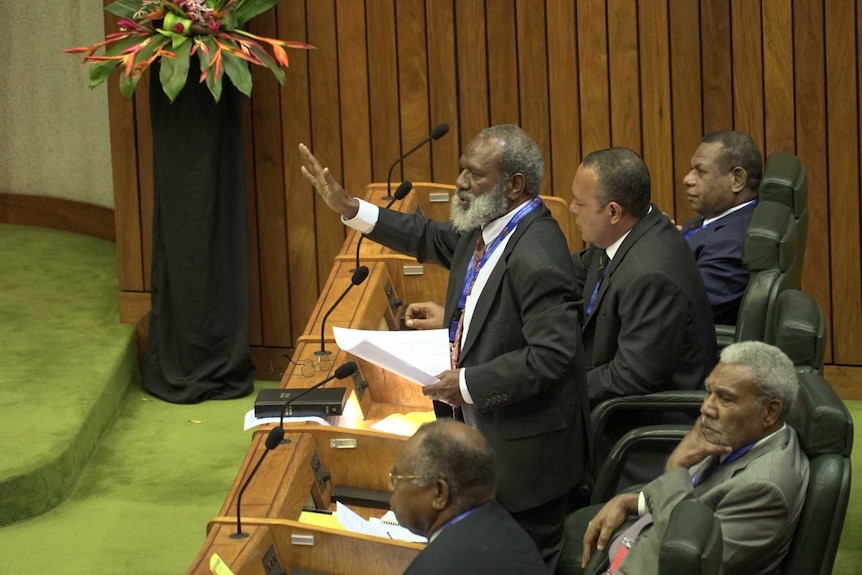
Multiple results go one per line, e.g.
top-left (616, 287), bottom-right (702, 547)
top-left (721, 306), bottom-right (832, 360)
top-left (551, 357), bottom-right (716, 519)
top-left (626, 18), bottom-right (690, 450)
top-left (759, 150), bottom-right (808, 285)
top-left (716, 199), bottom-right (799, 348)
top-left (586, 289), bottom-right (826, 501)
top-left (560, 371), bottom-right (853, 575)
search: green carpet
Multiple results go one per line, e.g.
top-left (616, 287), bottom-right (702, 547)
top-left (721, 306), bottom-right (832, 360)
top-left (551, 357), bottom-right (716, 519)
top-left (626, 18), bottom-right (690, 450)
top-left (0, 223), bottom-right (857, 574)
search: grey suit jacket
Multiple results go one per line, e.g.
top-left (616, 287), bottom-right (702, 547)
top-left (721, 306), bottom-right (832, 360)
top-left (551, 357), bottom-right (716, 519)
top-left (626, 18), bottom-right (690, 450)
top-left (369, 203), bottom-right (591, 512)
top-left (573, 205), bottom-right (718, 407)
top-left (621, 425), bottom-right (810, 575)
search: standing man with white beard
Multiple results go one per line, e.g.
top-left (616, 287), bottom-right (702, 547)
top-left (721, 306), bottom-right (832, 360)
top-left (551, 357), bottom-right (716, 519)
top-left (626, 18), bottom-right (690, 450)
top-left (299, 124), bottom-right (590, 570)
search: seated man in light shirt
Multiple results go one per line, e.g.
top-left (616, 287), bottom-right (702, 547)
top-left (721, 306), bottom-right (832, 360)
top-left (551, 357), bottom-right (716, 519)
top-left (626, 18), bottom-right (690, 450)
top-left (581, 341), bottom-right (809, 575)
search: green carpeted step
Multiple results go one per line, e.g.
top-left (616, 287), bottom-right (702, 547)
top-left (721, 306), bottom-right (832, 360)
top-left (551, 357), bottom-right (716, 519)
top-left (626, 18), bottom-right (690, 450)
top-left (0, 224), bottom-right (138, 526)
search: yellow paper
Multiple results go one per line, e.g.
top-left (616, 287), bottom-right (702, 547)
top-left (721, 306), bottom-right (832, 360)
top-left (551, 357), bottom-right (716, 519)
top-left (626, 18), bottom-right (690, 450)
top-left (299, 510), bottom-right (343, 530)
top-left (209, 553), bottom-right (235, 575)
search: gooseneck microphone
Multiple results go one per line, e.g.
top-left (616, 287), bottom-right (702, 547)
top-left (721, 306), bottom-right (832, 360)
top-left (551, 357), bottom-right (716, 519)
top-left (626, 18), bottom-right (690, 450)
top-left (384, 122), bottom-right (449, 199)
top-left (318, 266), bottom-right (369, 359)
top-left (278, 361), bottom-right (358, 427)
top-left (354, 180), bottom-right (413, 270)
top-left (231, 425), bottom-right (284, 539)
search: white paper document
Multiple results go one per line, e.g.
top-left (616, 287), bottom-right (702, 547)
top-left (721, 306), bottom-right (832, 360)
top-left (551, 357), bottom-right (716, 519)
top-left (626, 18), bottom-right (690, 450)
top-left (335, 503), bottom-right (427, 543)
top-left (242, 410), bottom-right (331, 431)
top-left (332, 327), bottom-right (450, 386)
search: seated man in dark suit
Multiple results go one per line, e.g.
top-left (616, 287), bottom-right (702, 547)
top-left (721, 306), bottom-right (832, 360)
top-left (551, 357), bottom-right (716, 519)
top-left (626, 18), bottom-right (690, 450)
top-left (680, 130), bottom-right (762, 325)
top-left (581, 341), bottom-right (809, 575)
top-left (390, 419), bottom-right (549, 575)
top-left (569, 147), bottom-right (717, 409)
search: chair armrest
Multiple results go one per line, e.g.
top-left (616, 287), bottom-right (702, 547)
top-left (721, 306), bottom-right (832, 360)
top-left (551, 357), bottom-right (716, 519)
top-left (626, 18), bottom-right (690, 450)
top-left (659, 500), bottom-right (723, 575)
top-left (591, 424), bottom-right (690, 504)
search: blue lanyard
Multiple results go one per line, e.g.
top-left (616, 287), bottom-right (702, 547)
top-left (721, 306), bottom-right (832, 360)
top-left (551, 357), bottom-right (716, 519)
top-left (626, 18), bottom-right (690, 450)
top-left (455, 196), bottom-right (541, 310)
top-left (684, 199), bottom-right (758, 239)
top-left (691, 441), bottom-right (756, 485)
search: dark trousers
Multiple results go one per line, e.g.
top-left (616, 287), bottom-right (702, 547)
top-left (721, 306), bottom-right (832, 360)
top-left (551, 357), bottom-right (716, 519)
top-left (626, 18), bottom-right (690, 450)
top-left (510, 493), bottom-right (569, 572)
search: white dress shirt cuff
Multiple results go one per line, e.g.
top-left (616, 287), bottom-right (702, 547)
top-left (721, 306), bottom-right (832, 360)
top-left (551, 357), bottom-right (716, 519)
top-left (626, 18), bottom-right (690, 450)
top-left (342, 198), bottom-right (378, 234)
top-left (458, 369), bottom-right (474, 405)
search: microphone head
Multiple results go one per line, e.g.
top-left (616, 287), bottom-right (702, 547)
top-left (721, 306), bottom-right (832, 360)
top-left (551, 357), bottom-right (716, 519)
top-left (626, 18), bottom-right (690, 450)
top-left (431, 123), bottom-right (450, 140)
top-left (334, 361), bottom-right (358, 379)
top-left (394, 180), bottom-right (413, 200)
top-left (266, 426), bottom-right (285, 449)
top-left (351, 266), bottom-right (370, 285)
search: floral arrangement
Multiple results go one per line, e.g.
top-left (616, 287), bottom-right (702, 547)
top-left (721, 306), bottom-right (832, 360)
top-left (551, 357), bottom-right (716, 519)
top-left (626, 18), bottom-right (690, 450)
top-left (65, 0), bottom-right (313, 102)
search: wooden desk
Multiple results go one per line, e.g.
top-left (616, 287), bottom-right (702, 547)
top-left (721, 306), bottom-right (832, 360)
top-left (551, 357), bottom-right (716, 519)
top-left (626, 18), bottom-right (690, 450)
top-left (186, 427), bottom-right (421, 575)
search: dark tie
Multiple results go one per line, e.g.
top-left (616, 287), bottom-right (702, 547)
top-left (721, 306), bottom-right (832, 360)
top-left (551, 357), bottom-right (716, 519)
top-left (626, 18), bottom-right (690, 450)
top-left (450, 235), bottom-right (485, 369)
top-left (585, 251), bottom-right (610, 317)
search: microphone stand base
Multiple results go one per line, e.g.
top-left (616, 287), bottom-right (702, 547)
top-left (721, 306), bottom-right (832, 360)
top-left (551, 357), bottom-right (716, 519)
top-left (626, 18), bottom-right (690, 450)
top-left (230, 532), bottom-right (250, 539)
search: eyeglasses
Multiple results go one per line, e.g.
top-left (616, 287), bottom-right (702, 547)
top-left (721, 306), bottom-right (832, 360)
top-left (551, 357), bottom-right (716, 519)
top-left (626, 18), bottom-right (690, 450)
top-left (388, 471), bottom-right (423, 488)
top-left (284, 351), bottom-right (333, 378)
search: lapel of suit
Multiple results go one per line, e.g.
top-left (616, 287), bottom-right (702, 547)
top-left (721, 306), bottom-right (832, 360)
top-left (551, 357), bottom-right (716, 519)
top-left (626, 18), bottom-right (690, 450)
top-left (456, 206), bottom-right (543, 362)
top-left (582, 204), bottom-right (662, 329)
top-left (444, 228), bottom-right (477, 333)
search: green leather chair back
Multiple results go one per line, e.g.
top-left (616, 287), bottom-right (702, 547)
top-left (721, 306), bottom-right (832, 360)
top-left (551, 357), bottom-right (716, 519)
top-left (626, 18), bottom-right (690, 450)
top-left (759, 151), bottom-right (808, 286)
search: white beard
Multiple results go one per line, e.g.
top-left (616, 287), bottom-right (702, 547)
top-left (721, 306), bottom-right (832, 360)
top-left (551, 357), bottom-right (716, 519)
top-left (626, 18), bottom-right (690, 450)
top-left (449, 183), bottom-right (508, 233)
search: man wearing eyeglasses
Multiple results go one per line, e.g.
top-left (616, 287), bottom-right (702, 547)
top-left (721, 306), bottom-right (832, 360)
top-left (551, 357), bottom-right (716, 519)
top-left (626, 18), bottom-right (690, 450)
top-left (390, 420), bottom-right (549, 575)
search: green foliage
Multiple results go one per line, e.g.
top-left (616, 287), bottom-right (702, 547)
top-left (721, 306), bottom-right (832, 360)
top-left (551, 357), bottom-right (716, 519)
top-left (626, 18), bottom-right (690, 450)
top-left (159, 40), bottom-right (193, 102)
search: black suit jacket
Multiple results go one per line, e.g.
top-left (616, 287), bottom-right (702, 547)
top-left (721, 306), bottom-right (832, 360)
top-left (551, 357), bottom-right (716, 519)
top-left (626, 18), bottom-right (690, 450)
top-left (573, 206), bottom-right (717, 408)
top-left (682, 202), bottom-right (756, 326)
top-left (370, 203), bottom-right (590, 513)
top-left (403, 500), bottom-right (550, 575)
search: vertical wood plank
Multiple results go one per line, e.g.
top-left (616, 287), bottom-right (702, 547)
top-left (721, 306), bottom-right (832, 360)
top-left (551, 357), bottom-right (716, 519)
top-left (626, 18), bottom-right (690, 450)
top-left (396, 0), bottom-right (432, 183)
top-left (249, 11), bottom-right (291, 347)
top-left (762, 0), bottom-right (795, 154)
top-left (639, 0), bottom-right (674, 213)
top-left (607, 0), bottom-right (641, 153)
top-left (546, 0), bottom-right (581, 205)
top-left (366, 0), bottom-right (401, 183)
top-left (454, 1), bottom-right (490, 144)
top-left (826, 0), bottom-right (862, 364)
top-left (337, 0), bottom-right (372, 194)
top-left (577, 0), bottom-right (611, 154)
top-left (307, 0), bottom-right (346, 287)
top-left (133, 71), bottom-right (154, 291)
top-left (487, 0), bottom-right (520, 126)
top-left (730, 0), bottom-right (764, 150)
top-left (242, 93), bottom-right (262, 347)
top-left (516, 0), bottom-right (552, 196)
top-left (279, 0), bottom-right (317, 340)
top-left (425, 0), bottom-right (460, 183)
top-left (793, 0), bottom-right (832, 363)
top-left (669, 0), bottom-right (703, 223)
top-left (700, 0), bottom-right (733, 132)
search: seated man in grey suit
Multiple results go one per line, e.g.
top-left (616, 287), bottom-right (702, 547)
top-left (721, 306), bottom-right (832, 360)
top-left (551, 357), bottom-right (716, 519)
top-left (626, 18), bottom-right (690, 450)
top-left (569, 147), bottom-right (717, 409)
top-left (680, 130), bottom-right (762, 326)
top-left (581, 341), bottom-right (809, 575)
top-left (391, 420), bottom-right (549, 575)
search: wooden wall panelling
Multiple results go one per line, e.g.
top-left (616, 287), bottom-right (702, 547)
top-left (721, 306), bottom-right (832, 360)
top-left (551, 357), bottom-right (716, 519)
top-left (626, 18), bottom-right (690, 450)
top-left (395, 0), bottom-right (432, 184)
top-left (669, 0), bottom-right (703, 224)
top-left (762, 0), bottom-right (795, 154)
top-left (279, 1), bottom-right (318, 340)
top-left (454, 1), bottom-right (490, 145)
top-left (608, 0), bottom-right (640, 154)
top-left (243, 83), bottom-right (263, 346)
top-left (516, 0), bottom-right (553, 197)
top-left (731, 0), bottom-right (765, 151)
top-left (308, 0), bottom-right (348, 288)
top-left (487, 0), bottom-right (520, 127)
top-left (546, 0), bottom-right (581, 220)
top-left (700, 0), bottom-right (733, 133)
top-left (577, 0), bottom-right (611, 155)
top-left (133, 72), bottom-right (155, 292)
top-left (366, 0), bottom-right (402, 184)
top-left (827, 0), bottom-right (862, 365)
top-left (639, 0), bottom-right (674, 213)
top-left (793, 0), bottom-right (832, 363)
top-left (249, 12), bottom-right (292, 348)
top-left (103, 0), bottom-right (144, 292)
top-left (425, 0), bottom-right (460, 184)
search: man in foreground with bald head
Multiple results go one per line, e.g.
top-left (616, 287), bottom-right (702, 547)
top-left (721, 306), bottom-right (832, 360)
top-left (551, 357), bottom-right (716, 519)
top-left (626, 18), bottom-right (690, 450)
top-left (390, 420), bottom-right (549, 574)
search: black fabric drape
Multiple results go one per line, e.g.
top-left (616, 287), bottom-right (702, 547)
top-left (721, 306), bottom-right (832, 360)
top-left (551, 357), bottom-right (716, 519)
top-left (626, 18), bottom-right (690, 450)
top-left (143, 60), bottom-right (254, 403)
